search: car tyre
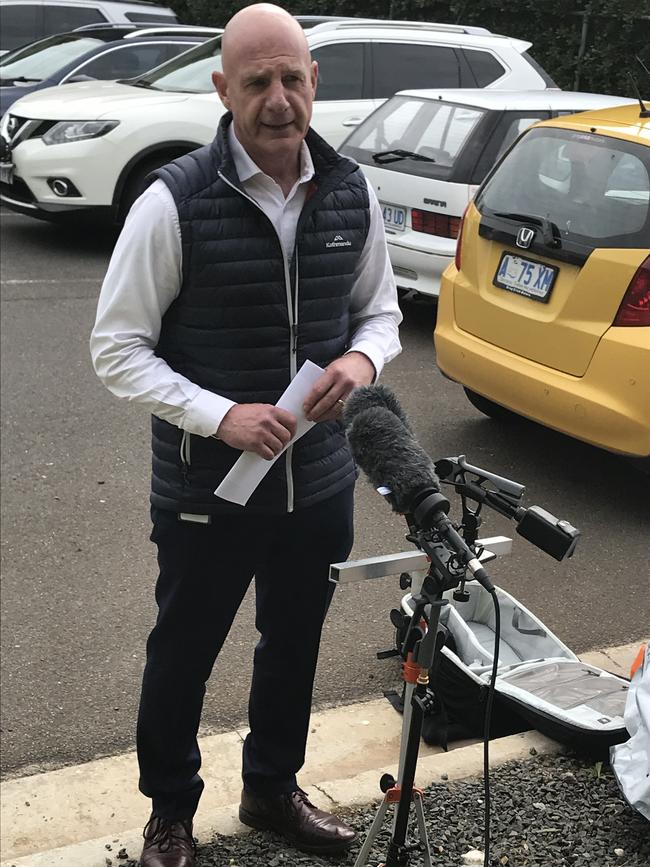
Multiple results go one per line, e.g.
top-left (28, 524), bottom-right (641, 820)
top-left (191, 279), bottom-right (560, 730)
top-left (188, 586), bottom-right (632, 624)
top-left (463, 387), bottom-right (517, 421)
top-left (120, 154), bottom-right (175, 222)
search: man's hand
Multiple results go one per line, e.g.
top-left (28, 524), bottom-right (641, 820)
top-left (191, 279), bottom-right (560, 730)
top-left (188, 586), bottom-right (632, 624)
top-left (216, 404), bottom-right (297, 460)
top-left (303, 352), bottom-right (376, 423)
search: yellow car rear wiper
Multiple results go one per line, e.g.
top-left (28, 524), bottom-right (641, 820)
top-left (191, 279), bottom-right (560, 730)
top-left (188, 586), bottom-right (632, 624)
top-left (493, 211), bottom-right (562, 249)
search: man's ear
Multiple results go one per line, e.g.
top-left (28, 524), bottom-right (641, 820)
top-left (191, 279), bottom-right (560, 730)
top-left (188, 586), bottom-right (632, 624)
top-left (310, 60), bottom-right (318, 98)
top-left (212, 71), bottom-right (230, 108)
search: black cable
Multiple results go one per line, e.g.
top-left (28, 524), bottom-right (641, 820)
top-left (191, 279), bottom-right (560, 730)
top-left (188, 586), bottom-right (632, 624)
top-left (483, 588), bottom-right (501, 867)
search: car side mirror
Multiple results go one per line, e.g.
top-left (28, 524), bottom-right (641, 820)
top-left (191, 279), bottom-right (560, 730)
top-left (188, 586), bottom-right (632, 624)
top-left (65, 75), bottom-right (97, 83)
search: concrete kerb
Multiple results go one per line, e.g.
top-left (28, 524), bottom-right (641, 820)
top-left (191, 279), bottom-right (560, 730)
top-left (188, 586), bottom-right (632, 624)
top-left (0, 642), bottom-right (642, 867)
top-left (2, 731), bottom-right (564, 867)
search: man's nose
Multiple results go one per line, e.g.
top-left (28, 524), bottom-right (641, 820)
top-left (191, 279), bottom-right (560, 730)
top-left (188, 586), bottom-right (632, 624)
top-left (266, 80), bottom-right (291, 112)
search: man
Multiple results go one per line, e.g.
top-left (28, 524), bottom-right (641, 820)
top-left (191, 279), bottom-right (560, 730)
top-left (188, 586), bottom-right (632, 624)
top-left (91, 5), bottom-right (401, 866)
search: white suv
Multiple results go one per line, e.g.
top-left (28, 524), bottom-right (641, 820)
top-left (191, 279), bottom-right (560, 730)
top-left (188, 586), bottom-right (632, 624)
top-left (0, 19), bottom-right (558, 223)
top-left (0, 0), bottom-right (179, 54)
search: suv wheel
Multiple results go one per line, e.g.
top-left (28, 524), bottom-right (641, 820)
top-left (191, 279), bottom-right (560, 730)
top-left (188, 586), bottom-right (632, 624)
top-left (463, 387), bottom-right (517, 421)
top-left (119, 154), bottom-right (176, 222)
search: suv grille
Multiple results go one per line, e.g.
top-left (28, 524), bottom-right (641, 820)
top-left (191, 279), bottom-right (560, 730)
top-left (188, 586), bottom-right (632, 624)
top-left (3, 116), bottom-right (58, 146)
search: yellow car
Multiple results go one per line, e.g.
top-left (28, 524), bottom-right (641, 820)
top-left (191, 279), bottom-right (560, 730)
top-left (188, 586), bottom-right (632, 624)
top-left (435, 102), bottom-right (650, 459)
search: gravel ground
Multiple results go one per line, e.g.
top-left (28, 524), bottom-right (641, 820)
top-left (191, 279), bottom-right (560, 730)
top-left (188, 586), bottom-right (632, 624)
top-left (115, 752), bottom-right (649, 867)
top-left (197, 753), bottom-right (648, 867)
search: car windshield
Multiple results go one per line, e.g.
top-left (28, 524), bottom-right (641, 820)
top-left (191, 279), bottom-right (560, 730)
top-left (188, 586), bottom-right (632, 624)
top-left (0, 35), bottom-right (103, 82)
top-left (477, 126), bottom-right (650, 248)
top-left (132, 35), bottom-right (222, 92)
top-left (341, 95), bottom-right (486, 179)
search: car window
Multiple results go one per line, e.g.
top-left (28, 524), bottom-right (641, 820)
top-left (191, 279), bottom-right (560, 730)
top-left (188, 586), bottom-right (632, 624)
top-left (42, 5), bottom-right (106, 37)
top-left (0, 4), bottom-right (43, 52)
top-left (76, 42), bottom-right (188, 80)
top-left (371, 43), bottom-right (460, 98)
top-left (311, 42), bottom-right (363, 101)
top-left (0, 35), bottom-right (102, 80)
top-left (140, 36), bottom-right (221, 91)
top-left (125, 11), bottom-right (178, 23)
top-left (342, 95), bottom-right (485, 179)
top-left (462, 49), bottom-right (505, 87)
top-left (478, 127), bottom-right (650, 247)
top-left (495, 114), bottom-right (549, 159)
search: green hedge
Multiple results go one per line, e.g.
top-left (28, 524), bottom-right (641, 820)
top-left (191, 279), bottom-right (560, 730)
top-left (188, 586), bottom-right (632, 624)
top-left (169, 0), bottom-right (649, 96)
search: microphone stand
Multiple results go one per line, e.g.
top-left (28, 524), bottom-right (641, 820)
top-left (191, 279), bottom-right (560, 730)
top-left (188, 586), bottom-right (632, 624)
top-left (354, 515), bottom-right (470, 867)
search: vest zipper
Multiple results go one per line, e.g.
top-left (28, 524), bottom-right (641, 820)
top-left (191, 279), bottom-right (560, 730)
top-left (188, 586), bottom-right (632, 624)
top-left (218, 171), bottom-right (298, 512)
top-left (180, 429), bottom-right (191, 483)
top-left (285, 255), bottom-right (300, 513)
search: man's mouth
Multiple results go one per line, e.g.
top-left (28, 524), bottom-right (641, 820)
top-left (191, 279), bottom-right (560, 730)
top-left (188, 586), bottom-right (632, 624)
top-left (262, 120), bottom-right (294, 129)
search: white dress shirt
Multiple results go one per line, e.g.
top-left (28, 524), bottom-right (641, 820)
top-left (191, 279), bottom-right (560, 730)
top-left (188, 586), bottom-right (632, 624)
top-left (90, 127), bottom-right (402, 438)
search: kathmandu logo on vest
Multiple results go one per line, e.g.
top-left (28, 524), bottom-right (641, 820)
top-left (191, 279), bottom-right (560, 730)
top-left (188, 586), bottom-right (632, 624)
top-left (326, 234), bottom-right (352, 248)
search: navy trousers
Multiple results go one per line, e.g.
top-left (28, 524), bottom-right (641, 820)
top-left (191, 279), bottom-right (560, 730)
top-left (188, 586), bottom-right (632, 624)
top-left (136, 485), bottom-right (355, 820)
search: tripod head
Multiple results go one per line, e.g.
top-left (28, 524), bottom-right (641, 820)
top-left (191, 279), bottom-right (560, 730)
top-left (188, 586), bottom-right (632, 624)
top-left (385, 454), bottom-right (580, 626)
top-left (434, 455), bottom-right (580, 562)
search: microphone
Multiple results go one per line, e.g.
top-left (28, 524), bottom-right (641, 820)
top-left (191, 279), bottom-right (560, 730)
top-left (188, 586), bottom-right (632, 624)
top-left (344, 385), bottom-right (495, 591)
top-left (343, 383), bottom-right (413, 433)
top-left (343, 389), bottom-right (446, 519)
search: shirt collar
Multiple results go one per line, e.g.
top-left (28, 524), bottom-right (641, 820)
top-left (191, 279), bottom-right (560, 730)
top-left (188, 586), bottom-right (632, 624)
top-left (228, 123), bottom-right (315, 186)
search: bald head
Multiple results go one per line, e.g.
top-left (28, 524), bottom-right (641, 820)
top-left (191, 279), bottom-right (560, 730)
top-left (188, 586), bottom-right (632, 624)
top-left (221, 4), bottom-right (311, 76)
top-left (212, 3), bottom-right (318, 187)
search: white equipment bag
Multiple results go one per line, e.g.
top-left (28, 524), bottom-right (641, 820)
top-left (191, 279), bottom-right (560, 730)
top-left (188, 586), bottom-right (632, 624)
top-left (611, 642), bottom-right (650, 821)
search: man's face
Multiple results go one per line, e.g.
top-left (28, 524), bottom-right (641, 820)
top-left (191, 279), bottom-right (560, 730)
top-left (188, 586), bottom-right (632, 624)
top-left (213, 35), bottom-right (317, 169)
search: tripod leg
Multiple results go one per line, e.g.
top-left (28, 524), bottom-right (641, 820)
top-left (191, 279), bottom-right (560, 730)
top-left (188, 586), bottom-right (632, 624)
top-left (414, 790), bottom-right (433, 867)
top-left (354, 798), bottom-right (391, 867)
top-left (393, 680), bottom-right (415, 829)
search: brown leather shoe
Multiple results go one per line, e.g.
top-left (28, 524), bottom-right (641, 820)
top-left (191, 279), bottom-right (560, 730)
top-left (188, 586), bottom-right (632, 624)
top-left (139, 815), bottom-right (197, 867)
top-left (239, 787), bottom-right (357, 854)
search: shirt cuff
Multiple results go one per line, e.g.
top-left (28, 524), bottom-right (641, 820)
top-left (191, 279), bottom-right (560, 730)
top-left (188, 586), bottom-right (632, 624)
top-left (346, 341), bottom-right (383, 381)
top-left (183, 389), bottom-right (236, 438)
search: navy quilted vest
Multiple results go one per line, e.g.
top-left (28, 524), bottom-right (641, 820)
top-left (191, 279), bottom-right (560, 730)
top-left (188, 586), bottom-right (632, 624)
top-left (149, 114), bottom-right (370, 514)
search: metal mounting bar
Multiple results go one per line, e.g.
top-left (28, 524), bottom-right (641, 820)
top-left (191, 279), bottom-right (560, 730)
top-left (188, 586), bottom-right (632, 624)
top-left (329, 536), bottom-right (512, 584)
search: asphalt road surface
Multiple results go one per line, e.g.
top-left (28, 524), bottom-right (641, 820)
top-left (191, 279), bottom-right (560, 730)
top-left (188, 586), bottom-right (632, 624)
top-left (1, 207), bottom-right (648, 779)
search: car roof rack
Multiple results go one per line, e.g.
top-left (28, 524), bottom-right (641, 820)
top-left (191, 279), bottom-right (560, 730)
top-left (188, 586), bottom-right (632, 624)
top-left (72, 22), bottom-right (221, 37)
top-left (307, 19), bottom-right (492, 36)
top-left (123, 25), bottom-right (223, 38)
top-left (73, 22), bottom-right (140, 32)
top-left (294, 15), bottom-right (359, 28)
top-left (105, 0), bottom-right (177, 5)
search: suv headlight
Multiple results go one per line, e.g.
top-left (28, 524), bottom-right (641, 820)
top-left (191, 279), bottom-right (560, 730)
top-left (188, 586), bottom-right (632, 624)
top-left (42, 120), bottom-right (120, 146)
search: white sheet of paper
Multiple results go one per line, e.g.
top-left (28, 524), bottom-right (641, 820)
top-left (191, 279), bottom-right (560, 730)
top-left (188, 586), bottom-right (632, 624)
top-left (214, 360), bottom-right (325, 506)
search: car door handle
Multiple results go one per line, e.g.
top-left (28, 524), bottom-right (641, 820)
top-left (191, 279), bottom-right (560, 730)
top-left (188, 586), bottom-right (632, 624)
top-left (342, 117), bottom-right (363, 127)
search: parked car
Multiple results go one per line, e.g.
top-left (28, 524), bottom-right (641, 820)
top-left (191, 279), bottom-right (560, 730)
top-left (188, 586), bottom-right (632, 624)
top-left (341, 90), bottom-right (637, 301)
top-left (0, 26), bottom-right (221, 115)
top-left (434, 102), bottom-right (650, 460)
top-left (0, 0), bottom-right (178, 55)
top-left (0, 18), bottom-right (558, 223)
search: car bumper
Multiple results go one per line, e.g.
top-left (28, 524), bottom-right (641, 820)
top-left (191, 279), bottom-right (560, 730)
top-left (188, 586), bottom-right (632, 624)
top-left (387, 235), bottom-right (455, 299)
top-left (435, 267), bottom-right (650, 458)
top-left (0, 179), bottom-right (97, 215)
top-left (3, 137), bottom-right (120, 215)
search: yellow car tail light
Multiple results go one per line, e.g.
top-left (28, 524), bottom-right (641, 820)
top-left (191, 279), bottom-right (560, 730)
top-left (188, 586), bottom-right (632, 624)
top-left (613, 255), bottom-right (650, 327)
